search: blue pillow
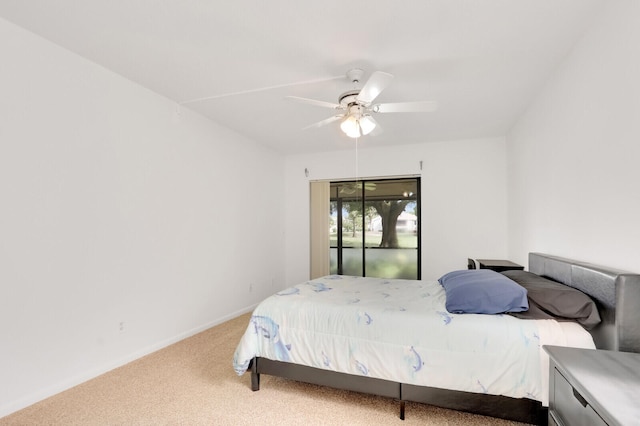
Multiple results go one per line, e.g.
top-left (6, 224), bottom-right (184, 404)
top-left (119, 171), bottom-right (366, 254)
top-left (438, 269), bottom-right (529, 314)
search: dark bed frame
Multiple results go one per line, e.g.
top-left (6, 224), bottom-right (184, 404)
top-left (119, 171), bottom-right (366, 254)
top-left (248, 253), bottom-right (640, 424)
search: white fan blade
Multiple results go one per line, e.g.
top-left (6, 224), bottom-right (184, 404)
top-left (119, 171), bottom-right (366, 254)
top-left (356, 71), bottom-right (394, 105)
top-left (302, 115), bottom-right (343, 130)
top-left (373, 100), bottom-right (438, 113)
top-left (285, 96), bottom-right (341, 109)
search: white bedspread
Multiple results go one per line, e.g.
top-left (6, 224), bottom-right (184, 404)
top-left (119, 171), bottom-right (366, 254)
top-left (233, 275), bottom-right (595, 405)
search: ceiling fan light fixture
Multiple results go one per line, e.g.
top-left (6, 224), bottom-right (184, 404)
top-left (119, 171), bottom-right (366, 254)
top-left (340, 113), bottom-right (376, 138)
top-left (359, 115), bottom-right (376, 135)
top-left (340, 114), bottom-right (362, 138)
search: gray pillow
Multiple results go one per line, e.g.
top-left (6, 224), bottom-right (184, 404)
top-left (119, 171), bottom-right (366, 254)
top-left (438, 269), bottom-right (529, 314)
top-left (501, 270), bottom-right (601, 329)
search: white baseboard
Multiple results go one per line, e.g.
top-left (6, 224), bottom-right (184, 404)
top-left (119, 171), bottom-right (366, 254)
top-left (0, 304), bottom-right (257, 419)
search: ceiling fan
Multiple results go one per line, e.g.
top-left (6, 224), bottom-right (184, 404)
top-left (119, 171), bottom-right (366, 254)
top-left (286, 69), bottom-right (438, 138)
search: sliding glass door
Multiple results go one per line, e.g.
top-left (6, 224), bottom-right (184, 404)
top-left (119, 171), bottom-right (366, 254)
top-left (329, 177), bottom-right (420, 279)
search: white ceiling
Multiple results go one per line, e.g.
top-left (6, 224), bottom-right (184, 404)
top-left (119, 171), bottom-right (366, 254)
top-left (0, 0), bottom-right (604, 154)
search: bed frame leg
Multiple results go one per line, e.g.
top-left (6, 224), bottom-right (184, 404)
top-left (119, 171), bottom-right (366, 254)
top-left (250, 357), bottom-right (260, 391)
top-left (399, 400), bottom-right (405, 420)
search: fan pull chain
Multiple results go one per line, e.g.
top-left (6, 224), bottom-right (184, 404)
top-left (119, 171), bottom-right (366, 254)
top-left (355, 135), bottom-right (359, 199)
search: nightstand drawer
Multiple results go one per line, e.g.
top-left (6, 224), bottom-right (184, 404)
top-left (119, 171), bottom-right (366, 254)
top-left (552, 368), bottom-right (606, 426)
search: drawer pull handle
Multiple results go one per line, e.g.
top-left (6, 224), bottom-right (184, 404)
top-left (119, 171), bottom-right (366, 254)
top-left (572, 387), bottom-right (588, 407)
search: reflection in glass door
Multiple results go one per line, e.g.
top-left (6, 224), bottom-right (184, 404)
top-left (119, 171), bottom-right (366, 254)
top-left (329, 177), bottom-right (420, 279)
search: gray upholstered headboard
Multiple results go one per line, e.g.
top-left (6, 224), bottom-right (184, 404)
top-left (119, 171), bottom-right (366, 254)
top-left (529, 252), bottom-right (640, 353)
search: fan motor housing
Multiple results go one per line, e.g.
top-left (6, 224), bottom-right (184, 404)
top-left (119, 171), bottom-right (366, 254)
top-left (338, 90), bottom-right (360, 107)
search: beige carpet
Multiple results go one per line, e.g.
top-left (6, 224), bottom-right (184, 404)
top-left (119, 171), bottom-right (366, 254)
top-left (1, 313), bottom-right (531, 425)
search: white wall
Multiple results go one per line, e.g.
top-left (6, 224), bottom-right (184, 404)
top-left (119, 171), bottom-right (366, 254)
top-left (0, 18), bottom-right (284, 416)
top-left (12, 0), bottom-right (638, 416)
top-left (506, 0), bottom-right (640, 272)
top-left (284, 137), bottom-right (509, 283)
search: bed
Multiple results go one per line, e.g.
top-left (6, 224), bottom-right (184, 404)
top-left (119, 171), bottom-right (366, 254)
top-left (232, 253), bottom-right (640, 424)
